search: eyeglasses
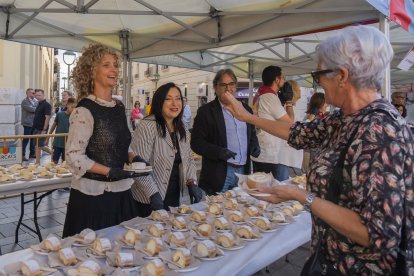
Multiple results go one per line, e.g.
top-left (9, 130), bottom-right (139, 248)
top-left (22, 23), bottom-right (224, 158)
top-left (311, 69), bottom-right (334, 85)
top-left (218, 82), bottom-right (237, 89)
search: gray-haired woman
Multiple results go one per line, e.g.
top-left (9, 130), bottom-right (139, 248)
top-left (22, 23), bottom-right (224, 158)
top-left (222, 25), bottom-right (414, 275)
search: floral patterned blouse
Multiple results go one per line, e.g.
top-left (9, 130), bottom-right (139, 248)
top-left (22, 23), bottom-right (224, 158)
top-left (288, 99), bottom-right (414, 275)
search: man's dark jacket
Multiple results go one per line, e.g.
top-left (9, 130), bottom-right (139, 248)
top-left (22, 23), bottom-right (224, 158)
top-left (191, 97), bottom-right (260, 195)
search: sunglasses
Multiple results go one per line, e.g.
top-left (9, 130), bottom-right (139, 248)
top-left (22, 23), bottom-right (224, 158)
top-left (311, 69), bottom-right (334, 85)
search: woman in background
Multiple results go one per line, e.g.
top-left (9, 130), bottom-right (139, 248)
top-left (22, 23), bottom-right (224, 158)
top-left (131, 101), bottom-right (143, 130)
top-left (304, 92), bottom-right (326, 121)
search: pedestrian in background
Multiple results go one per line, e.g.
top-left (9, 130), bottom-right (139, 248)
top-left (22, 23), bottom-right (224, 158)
top-left (21, 88), bottom-right (38, 161)
top-left (32, 89), bottom-right (52, 158)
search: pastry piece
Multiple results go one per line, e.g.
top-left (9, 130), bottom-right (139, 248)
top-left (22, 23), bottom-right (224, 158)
top-left (177, 204), bottom-right (190, 214)
top-left (27, 163), bottom-right (37, 170)
top-left (214, 217), bottom-right (230, 230)
top-left (115, 252), bottom-right (134, 268)
top-left (292, 201), bottom-right (304, 213)
top-left (217, 232), bottom-right (236, 248)
top-left (8, 164), bottom-right (23, 173)
top-left (21, 171), bottom-right (35, 180)
top-left (93, 238), bottom-right (112, 254)
top-left (43, 236), bottom-right (62, 251)
top-left (227, 210), bottom-right (244, 222)
top-left (196, 240), bottom-right (217, 258)
top-left (172, 248), bottom-right (191, 268)
top-left (224, 190), bottom-right (236, 198)
top-left (152, 210), bottom-right (169, 221)
top-left (256, 200), bottom-right (269, 210)
top-left (35, 166), bottom-right (47, 174)
top-left (168, 232), bottom-right (186, 247)
top-left (21, 259), bottom-right (41, 276)
top-left (238, 195), bottom-right (250, 203)
top-left (271, 211), bottom-right (286, 223)
top-left (246, 172), bottom-right (272, 189)
top-left (255, 217), bottom-right (272, 230)
top-left (56, 167), bottom-right (70, 174)
top-left (59, 247), bottom-right (77, 266)
top-left (224, 198), bottom-right (238, 210)
top-left (236, 225), bottom-right (254, 239)
top-left (245, 206), bottom-right (260, 217)
top-left (207, 203), bottom-right (222, 215)
top-left (142, 258), bottom-right (165, 276)
top-left (145, 237), bottom-right (163, 256)
top-left (79, 228), bottom-right (96, 243)
top-left (125, 229), bottom-right (141, 245)
top-left (196, 223), bottom-right (212, 236)
top-left (148, 223), bottom-right (165, 237)
top-left (78, 260), bottom-right (102, 276)
top-left (131, 162), bottom-right (146, 170)
top-left (0, 174), bottom-right (13, 182)
top-left (172, 216), bottom-right (187, 230)
top-left (282, 206), bottom-right (295, 217)
top-left (45, 162), bottom-right (56, 170)
top-left (191, 210), bottom-right (207, 223)
top-left (39, 170), bottom-right (53, 178)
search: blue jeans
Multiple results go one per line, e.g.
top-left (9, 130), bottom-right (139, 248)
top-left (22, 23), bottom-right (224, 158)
top-left (53, 146), bottom-right (65, 163)
top-left (221, 165), bottom-right (245, 192)
top-left (22, 126), bottom-right (35, 157)
top-left (253, 161), bottom-right (290, 181)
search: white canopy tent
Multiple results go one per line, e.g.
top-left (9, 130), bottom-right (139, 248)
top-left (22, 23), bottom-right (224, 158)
top-left (0, 0), bottom-right (412, 102)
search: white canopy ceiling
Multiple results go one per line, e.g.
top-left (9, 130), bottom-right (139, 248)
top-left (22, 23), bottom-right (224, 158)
top-left (0, 0), bottom-right (412, 85)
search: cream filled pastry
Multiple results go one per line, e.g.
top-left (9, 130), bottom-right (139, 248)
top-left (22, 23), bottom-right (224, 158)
top-left (59, 247), bottom-right (77, 266)
top-left (93, 238), bottom-right (112, 254)
top-left (172, 248), bottom-right (191, 267)
top-left (21, 260), bottom-right (41, 276)
top-left (196, 240), bottom-right (217, 258)
top-left (142, 258), bottom-right (165, 276)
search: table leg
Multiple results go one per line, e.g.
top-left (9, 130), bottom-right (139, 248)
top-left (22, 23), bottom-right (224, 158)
top-left (14, 194), bottom-right (25, 244)
top-left (33, 192), bottom-right (42, 241)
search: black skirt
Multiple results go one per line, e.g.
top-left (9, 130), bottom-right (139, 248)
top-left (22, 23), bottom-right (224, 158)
top-left (62, 188), bottom-right (138, 237)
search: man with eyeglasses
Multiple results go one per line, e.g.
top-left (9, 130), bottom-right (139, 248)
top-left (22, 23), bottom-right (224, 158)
top-left (21, 88), bottom-right (38, 161)
top-left (191, 69), bottom-right (260, 195)
top-left (251, 65), bottom-right (294, 181)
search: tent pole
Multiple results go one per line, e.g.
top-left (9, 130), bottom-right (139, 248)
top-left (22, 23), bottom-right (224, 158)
top-left (119, 29), bottom-right (132, 127)
top-left (379, 14), bottom-right (391, 101)
top-left (248, 59), bottom-right (255, 107)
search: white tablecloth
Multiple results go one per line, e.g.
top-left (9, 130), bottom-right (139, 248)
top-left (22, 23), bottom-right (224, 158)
top-left (0, 176), bottom-right (71, 197)
top-left (0, 208), bottom-right (311, 275)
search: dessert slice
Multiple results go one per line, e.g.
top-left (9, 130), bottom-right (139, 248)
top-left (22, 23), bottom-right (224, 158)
top-left (21, 260), bottom-right (41, 276)
top-left (172, 248), bottom-right (191, 268)
top-left (142, 258), bottom-right (165, 276)
top-left (152, 210), bottom-right (169, 221)
top-left (168, 232), bottom-right (186, 247)
top-left (43, 236), bottom-right (62, 251)
top-left (227, 210), bottom-right (244, 222)
top-left (214, 217), bottom-right (230, 230)
top-left (93, 238), bottom-right (112, 255)
top-left (254, 217), bottom-right (272, 230)
top-left (224, 190), bottom-right (236, 198)
top-left (177, 204), bottom-right (190, 214)
top-left (148, 223), bottom-right (165, 237)
top-left (191, 210), bottom-right (207, 223)
top-left (196, 223), bottom-right (212, 236)
top-left (58, 247), bottom-right (78, 266)
top-left (79, 228), bottom-right (96, 244)
top-left (207, 203), bottom-right (222, 215)
top-left (271, 211), bottom-right (286, 223)
top-left (196, 240), bottom-right (217, 258)
top-left (125, 229), bottom-right (142, 245)
top-left (145, 237), bottom-right (163, 257)
top-left (77, 260), bottom-right (102, 276)
top-left (224, 198), bottom-right (238, 210)
top-left (115, 252), bottom-right (134, 268)
top-left (172, 216), bottom-right (187, 230)
top-left (236, 225), bottom-right (254, 239)
top-left (217, 232), bottom-right (236, 248)
top-left (245, 206), bottom-right (260, 217)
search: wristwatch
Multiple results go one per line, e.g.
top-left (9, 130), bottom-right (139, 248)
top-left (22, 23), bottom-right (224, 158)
top-left (304, 193), bottom-right (315, 212)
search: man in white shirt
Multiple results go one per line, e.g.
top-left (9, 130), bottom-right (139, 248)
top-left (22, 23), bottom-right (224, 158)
top-left (252, 66), bottom-right (294, 181)
top-left (182, 96), bottom-right (192, 129)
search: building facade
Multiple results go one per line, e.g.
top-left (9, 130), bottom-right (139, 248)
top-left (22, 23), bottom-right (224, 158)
top-left (0, 40), bottom-right (54, 136)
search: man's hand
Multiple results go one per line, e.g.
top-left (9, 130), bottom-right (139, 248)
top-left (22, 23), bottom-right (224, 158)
top-left (219, 149), bottom-right (237, 161)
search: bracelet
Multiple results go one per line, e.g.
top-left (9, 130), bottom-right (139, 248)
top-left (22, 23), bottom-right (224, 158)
top-left (304, 193), bottom-right (315, 212)
top-left (285, 104), bottom-right (293, 108)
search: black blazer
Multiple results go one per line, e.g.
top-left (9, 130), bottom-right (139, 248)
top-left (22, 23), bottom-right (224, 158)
top-left (191, 97), bottom-right (260, 195)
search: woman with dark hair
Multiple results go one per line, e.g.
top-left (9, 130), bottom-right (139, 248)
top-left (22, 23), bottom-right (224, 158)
top-left (304, 92), bottom-right (327, 121)
top-left (394, 103), bottom-right (407, 118)
top-left (131, 82), bottom-right (203, 217)
top-left (131, 101), bottom-right (143, 130)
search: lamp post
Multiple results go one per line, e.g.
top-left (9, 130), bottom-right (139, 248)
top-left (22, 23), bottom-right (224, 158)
top-left (62, 77), bottom-right (67, 90)
top-left (63, 50), bottom-right (76, 90)
top-left (151, 72), bottom-right (160, 94)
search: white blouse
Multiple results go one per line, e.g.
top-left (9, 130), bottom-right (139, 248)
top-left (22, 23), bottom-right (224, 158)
top-left (65, 94), bottom-right (133, 196)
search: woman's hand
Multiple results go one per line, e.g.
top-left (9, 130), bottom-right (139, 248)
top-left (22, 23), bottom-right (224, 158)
top-left (253, 185), bottom-right (305, 204)
top-left (221, 91), bottom-right (253, 122)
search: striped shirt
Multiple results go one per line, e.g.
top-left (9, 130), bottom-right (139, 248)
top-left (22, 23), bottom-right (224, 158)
top-left (130, 116), bottom-right (197, 204)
